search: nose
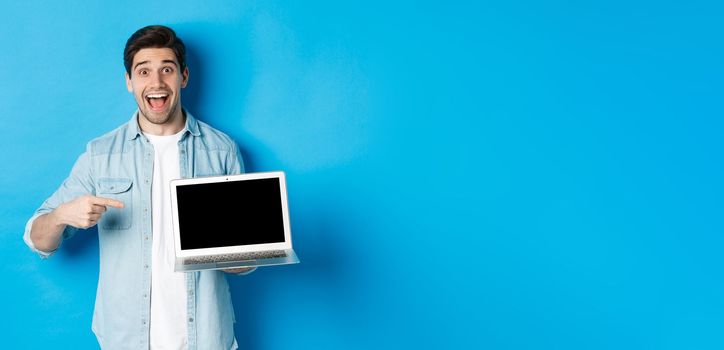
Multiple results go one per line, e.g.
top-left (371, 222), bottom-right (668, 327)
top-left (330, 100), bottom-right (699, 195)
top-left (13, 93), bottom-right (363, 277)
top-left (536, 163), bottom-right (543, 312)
top-left (150, 71), bottom-right (166, 87)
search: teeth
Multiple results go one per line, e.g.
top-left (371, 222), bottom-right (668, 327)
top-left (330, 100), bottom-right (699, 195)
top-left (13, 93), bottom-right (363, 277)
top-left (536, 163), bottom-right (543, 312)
top-left (147, 93), bottom-right (168, 98)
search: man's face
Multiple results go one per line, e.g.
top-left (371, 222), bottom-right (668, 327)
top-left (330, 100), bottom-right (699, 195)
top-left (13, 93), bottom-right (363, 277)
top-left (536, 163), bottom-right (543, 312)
top-left (125, 48), bottom-right (189, 126)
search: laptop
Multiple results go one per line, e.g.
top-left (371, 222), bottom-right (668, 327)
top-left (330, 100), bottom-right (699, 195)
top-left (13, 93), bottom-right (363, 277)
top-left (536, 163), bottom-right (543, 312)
top-left (170, 171), bottom-right (300, 272)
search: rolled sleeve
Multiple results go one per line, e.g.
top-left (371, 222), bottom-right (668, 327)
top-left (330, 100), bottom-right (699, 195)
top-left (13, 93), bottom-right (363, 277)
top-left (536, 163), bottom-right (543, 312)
top-left (23, 213), bottom-right (56, 258)
top-left (24, 145), bottom-right (95, 258)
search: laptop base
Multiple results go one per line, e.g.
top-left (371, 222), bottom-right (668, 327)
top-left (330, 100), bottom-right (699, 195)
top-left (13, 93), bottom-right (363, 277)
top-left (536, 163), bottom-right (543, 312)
top-left (175, 249), bottom-right (299, 272)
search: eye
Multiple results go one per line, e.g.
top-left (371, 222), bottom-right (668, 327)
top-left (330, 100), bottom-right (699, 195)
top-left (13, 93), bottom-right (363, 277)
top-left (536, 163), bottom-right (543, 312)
top-left (162, 67), bottom-right (174, 74)
top-left (137, 69), bottom-right (148, 76)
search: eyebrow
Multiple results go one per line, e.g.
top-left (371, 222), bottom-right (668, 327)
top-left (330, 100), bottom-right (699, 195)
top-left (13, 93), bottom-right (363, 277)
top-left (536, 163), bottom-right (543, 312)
top-left (133, 59), bottom-right (179, 71)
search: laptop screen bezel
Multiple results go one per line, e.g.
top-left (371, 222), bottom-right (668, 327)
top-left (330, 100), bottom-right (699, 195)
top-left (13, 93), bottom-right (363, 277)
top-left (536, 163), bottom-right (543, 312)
top-left (170, 171), bottom-right (292, 258)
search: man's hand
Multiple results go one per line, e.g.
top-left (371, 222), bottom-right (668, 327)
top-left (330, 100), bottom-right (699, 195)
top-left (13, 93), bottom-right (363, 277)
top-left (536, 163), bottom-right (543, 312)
top-left (223, 267), bottom-right (256, 274)
top-left (55, 195), bottom-right (125, 229)
top-left (30, 195), bottom-right (125, 253)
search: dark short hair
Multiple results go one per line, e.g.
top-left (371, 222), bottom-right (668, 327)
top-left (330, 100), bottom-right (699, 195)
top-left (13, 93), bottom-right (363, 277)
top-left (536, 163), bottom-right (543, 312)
top-left (124, 25), bottom-right (186, 75)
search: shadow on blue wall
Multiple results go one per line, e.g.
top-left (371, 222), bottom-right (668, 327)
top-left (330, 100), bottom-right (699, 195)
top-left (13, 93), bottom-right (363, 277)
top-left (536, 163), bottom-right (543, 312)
top-left (182, 32), bottom-right (365, 348)
top-left (183, 32), bottom-right (264, 171)
top-left (229, 216), bottom-right (357, 348)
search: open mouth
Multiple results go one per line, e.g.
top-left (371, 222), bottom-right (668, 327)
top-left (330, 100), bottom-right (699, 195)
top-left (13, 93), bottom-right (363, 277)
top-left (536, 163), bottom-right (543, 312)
top-left (145, 92), bottom-right (169, 111)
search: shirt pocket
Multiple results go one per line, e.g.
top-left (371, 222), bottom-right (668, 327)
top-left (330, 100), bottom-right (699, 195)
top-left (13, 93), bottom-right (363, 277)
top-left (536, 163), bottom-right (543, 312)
top-left (97, 178), bottom-right (133, 230)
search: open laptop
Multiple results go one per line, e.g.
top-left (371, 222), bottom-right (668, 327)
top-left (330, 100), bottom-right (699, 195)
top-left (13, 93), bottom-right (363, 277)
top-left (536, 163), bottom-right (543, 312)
top-left (170, 171), bottom-right (300, 272)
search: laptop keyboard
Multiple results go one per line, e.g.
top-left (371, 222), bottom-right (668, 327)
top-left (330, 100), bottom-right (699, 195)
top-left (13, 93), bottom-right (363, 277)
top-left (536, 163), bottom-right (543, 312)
top-left (183, 250), bottom-right (288, 265)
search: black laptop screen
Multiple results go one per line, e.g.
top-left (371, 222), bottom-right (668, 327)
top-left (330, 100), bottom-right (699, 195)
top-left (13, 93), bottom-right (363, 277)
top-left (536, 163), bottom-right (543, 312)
top-left (176, 177), bottom-right (286, 250)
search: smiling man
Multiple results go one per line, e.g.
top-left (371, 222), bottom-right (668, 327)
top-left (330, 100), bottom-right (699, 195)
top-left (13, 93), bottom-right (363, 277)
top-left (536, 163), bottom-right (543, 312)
top-left (24, 25), bottom-right (251, 349)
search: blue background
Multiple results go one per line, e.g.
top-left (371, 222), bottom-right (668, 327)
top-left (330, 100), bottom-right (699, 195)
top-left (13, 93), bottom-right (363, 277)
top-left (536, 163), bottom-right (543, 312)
top-left (1, 1), bottom-right (723, 349)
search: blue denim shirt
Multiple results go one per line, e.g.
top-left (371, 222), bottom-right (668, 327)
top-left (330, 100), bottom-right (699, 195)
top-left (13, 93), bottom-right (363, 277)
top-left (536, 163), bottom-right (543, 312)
top-left (24, 110), bottom-right (247, 349)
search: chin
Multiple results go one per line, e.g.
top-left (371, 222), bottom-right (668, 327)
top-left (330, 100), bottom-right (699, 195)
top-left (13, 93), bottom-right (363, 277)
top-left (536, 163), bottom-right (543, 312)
top-left (148, 113), bottom-right (172, 125)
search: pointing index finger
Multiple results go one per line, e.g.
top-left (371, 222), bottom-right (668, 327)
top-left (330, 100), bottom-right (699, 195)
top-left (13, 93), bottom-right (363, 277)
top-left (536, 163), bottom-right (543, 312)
top-left (93, 196), bottom-right (125, 209)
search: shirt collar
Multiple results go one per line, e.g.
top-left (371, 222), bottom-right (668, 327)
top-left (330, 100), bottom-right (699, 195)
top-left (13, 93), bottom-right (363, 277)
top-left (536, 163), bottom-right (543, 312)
top-left (126, 108), bottom-right (201, 141)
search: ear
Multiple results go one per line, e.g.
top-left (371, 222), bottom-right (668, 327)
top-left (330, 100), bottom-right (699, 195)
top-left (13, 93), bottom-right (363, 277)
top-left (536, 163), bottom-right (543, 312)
top-left (125, 72), bottom-right (133, 93)
top-left (181, 67), bottom-right (189, 88)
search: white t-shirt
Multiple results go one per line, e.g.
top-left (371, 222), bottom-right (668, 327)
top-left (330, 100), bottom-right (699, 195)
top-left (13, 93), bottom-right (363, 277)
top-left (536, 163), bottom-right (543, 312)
top-left (145, 130), bottom-right (187, 350)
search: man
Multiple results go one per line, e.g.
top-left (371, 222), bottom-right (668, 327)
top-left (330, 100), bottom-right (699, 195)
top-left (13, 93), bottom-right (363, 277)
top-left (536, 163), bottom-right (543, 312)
top-left (24, 25), bottom-right (252, 349)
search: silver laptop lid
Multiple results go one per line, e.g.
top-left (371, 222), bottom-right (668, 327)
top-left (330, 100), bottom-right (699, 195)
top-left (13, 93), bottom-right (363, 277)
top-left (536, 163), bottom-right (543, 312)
top-left (170, 171), bottom-right (292, 258)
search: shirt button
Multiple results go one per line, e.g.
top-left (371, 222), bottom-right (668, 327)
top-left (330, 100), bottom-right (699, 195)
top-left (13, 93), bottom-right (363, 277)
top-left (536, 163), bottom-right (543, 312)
top-left (142, 320), bottom-right (146, 325)
top-left (143, 294), bottom-right (147, 298)
top-left (144, 264), bottom-right (149, 269)
top-left (188, 318), bottom-right (194, 323)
